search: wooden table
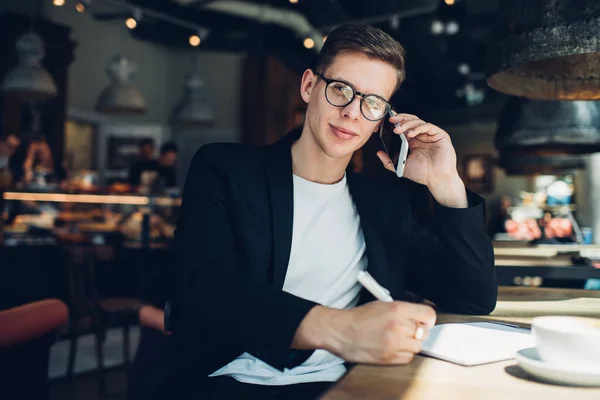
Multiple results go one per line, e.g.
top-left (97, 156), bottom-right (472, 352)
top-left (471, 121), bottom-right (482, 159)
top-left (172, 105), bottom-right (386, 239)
top-left (322, 287), bottom-right (600, 400)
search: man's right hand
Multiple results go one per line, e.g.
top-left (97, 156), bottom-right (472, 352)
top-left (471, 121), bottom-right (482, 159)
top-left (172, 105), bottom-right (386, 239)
top-left (292, 301), bottom-right (436, 365)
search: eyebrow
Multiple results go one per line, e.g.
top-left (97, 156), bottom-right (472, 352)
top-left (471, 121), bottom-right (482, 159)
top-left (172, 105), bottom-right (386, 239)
top-left (329, 75), bottom-right (389, 101)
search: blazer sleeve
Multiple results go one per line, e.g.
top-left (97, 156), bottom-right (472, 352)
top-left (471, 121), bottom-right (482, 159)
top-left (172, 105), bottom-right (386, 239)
top-left (404, 190), bottom-right (498, 315)
top-left (171, 144), bottom-right (318, 368)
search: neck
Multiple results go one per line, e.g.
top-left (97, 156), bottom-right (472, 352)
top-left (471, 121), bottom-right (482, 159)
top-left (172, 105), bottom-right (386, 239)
top-left (291, 126), bottom-right (351, 185)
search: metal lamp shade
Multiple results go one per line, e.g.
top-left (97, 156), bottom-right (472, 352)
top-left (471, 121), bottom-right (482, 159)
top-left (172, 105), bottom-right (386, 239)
top-left (96, 82), bottom-right (146, 115)
top-left (1, 32), bottom-right (57, 100)
top-left (487, 0), bottom-right (600, 100)
top-left (495, 97), bottom-right (600, 155)
top-left (171, 72), bottom-right (214, 127)
top-left (499, 152), bottom-right (586, 176)
top-left (95, 55), bottom-right (146, 115)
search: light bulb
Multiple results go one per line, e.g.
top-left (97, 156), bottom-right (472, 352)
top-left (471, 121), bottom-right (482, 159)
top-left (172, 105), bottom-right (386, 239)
top-left (445, 0), bottom-right (455, 5)
top-left (304, 38), bottom-right (315, 49)
top-left (446, 21), bottom-right (459, 35)
top-left (458, 63), bottom-right (471, 75)
top-left (126, 17), bottom-right (137, 30)
top-left (431, 20), bottom-right (444, 35)
top-left (189, 34), bottom-right (201, 47)
top-left (53, 0), bottom-right (65, 6)
top-left (76, 2), bottom-right (86, 12)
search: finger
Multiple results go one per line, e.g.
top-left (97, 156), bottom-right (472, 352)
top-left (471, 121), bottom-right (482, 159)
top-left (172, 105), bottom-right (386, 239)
top-left (388, 316), bottom-right (418, 338)
top-left (376, 150), bottom-right (395, 172)
top-left (400, 336), bottom-right (425, 354)
top-left (393, 302), bottom-right (437, 327)
top-left (393, 118), bottom-right (426, 132)
top-left (406, 323), bottom-right (427, 341)
top-left (395, 113), bottom-right (419, 120)
top-left (389, 113), bottom-right (419, 125)
top-left (405, 123), bottom-right (443, 139)
top-left (385, 351), bottom-right (416, 365)
top-left (406, 134), bottom-right (444, 146)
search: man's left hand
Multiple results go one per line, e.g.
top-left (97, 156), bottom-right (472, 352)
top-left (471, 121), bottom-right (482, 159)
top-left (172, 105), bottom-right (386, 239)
top-left (376, 113), bottom-right (468, 208)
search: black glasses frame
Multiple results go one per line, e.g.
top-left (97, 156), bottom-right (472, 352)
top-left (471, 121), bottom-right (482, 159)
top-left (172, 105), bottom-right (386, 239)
top-left (315, 72), bottom-right (391, 121)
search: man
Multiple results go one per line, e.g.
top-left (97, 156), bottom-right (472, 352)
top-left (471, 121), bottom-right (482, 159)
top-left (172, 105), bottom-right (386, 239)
top-left (128, 139), bottom-right (156, 189)
top-left (0, 132), bottom-right (20, 182)
top-left (137, 23), bottom-right (497, 400)
top-left (0, 132), bottom-right (21, 241)
top-left (129, 141), bottom-right (178, 191)
top-left (155, 142), bottom-right (178, 188)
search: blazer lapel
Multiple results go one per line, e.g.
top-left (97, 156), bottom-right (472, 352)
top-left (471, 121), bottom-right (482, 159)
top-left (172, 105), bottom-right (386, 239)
top-left (265, 132), bottom-right (297, 289)
top-left (347, 171), bottom-right (389, 288)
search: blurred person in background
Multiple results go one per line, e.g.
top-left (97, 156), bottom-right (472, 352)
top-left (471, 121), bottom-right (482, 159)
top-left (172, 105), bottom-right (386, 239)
top-left (0, 132), bottom-right (21, 189)
top-left (156, 142), bottom-right (178, 188)
top-left (129, 141), bottom-right (179, 192)
top-left (21, 136), bottom-right (65, 186)
top-left (129, 139), bottom-right (157, 189)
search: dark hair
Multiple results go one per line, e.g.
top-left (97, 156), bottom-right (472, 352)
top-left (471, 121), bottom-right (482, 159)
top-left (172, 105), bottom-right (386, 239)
top-left (139, 138), bottom-right (154, 149)
top-left (160, 141), bottom-right (178, 155)
top-left (316, 23), bottom-right (406, 92)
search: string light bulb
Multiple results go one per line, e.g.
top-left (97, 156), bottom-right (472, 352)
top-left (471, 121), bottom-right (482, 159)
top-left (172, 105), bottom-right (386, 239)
top-left (289, 0), bottom-right (299, 3)
top-left (303, 38), bottom-right (315, 49)
top-left (76, 2), bottom-right (86, 13)
top-left (126, 17), bottom-right (137, 29)
top-left (445, 0), bottom-right (455, 5)
top-left (53, 0), bottom-right (65, 6)
top-left (126, 9), bottom-right (142, 30)
top-left (189, 34), bottom-right (201, 47)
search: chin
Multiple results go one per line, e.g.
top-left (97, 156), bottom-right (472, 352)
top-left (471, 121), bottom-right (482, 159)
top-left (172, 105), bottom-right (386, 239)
top-left (321, 137), bottom-right (361, 160)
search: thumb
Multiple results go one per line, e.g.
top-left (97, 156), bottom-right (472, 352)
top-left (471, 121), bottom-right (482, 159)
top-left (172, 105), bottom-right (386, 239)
top-left (377, 150), bottom-right (395, 172)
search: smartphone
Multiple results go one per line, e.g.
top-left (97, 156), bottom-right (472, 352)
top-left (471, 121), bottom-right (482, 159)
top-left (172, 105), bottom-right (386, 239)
top-left (378, 109), bottom-right (409, 178)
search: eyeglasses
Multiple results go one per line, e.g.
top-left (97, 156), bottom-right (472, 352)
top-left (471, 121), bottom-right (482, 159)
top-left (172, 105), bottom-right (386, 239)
top-left (316, 72), bottom-right (392, 121)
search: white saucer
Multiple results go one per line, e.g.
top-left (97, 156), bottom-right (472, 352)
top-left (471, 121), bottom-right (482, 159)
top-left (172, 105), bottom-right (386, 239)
top-left (515, 347), bottom-right (600, 387)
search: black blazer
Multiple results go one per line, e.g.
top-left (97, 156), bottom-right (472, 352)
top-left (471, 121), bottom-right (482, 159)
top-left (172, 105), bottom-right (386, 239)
top-left (142, 131), bottom-right (497, 399)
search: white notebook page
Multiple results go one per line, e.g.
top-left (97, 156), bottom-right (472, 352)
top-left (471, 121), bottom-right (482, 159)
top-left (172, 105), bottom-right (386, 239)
top-left (420, 322), bottom-right (535, 366)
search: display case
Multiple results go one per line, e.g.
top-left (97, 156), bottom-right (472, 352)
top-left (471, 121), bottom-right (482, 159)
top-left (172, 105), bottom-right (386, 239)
top-left (1, 190), bottom-right (180, 247)
top-left (1, 190), bottom-right (180, 308)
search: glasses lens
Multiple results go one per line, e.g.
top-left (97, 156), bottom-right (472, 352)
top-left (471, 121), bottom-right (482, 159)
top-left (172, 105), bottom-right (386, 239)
top-left (326, 81), bottom-right (354, 106)
top-left (362, 95), bottom-right (388, 121)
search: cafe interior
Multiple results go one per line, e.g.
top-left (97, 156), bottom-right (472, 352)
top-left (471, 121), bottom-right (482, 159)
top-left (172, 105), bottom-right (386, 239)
top-left (1, 0), bottom-right (599, 399)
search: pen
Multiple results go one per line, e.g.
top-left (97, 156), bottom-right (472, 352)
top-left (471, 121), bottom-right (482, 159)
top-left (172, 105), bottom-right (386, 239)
top-left (357, 271), bottom-right (427, 340)
top-left (357, 271), bottom-right (393, 302)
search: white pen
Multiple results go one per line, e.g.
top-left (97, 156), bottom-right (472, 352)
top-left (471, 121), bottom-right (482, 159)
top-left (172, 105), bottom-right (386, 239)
top-left (357, 271), bottom-right (393, 302)
top-left (357, 270), bottom-right (427, 340)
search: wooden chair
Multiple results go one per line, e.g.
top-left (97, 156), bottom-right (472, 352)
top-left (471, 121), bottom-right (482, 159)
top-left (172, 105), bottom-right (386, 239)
top-left (62, 241), bottom-right (142, 397)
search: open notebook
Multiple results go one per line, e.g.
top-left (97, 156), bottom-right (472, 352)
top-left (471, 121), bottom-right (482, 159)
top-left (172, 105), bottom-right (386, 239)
top-left (420, 322), bottom-right (535, 366)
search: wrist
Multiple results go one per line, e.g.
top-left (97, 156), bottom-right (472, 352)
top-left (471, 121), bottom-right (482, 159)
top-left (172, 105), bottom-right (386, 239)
top-left (291, 305), bottom-right (348, 353)
top-left (427, 173), bottom-right (468, 208)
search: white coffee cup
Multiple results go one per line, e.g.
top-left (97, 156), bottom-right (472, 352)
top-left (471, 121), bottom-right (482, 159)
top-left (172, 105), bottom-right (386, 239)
top-left (532, 316), bottom-right (600, 371)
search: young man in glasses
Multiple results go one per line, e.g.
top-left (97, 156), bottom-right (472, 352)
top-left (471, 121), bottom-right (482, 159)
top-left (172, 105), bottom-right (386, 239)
top-left (141, 23), bottom-right (497, 400)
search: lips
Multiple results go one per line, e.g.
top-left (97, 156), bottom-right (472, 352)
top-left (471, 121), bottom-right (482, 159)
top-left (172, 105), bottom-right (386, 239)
top-left (330, 124), bottom-right (358, 140)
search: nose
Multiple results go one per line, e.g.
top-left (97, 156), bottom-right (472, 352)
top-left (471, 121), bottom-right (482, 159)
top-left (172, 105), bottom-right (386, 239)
top-left (341, 96), bottom-right (361, 120)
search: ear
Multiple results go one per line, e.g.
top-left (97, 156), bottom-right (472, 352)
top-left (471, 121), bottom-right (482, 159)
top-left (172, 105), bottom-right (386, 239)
top-left (300, 69), bottom-right (317, 104)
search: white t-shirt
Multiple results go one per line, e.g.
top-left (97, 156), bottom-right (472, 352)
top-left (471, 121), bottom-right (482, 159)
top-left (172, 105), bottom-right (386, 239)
top-left (209, 173), bottom-right (367, 385)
